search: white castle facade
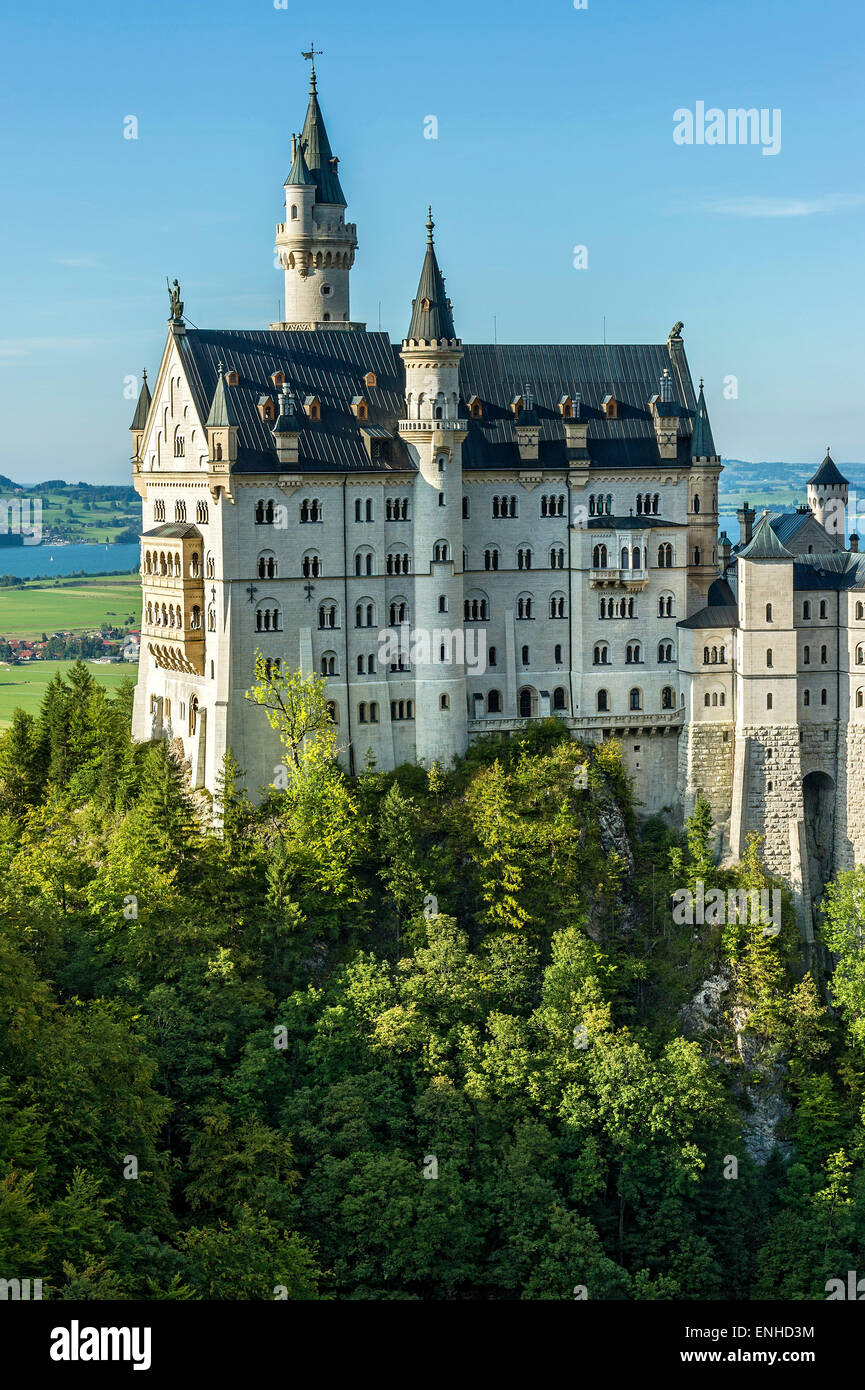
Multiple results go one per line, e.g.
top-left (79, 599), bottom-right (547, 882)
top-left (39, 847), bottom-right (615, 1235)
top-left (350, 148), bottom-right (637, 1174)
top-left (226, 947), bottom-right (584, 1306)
top-left (130, 63), bottom-right (865, 927)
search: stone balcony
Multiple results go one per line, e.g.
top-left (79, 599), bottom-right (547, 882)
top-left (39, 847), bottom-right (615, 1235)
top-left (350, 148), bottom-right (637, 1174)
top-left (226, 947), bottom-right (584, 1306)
top-left (397, 419), bottom-right (468, 434)
top-left (589, 567), bottom-right (650, 591)
top-left (467, 710), bottom-right (684, 737)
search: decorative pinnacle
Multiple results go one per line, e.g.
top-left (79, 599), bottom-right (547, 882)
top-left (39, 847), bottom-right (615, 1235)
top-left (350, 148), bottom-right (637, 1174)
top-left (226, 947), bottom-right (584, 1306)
top-left (699, 377), bottom-right (704, 389)
top-left (302, 43), bottom-right (323, 91)
top-left (142, 368), bottom-right (147, 382)
top-left (217, 359), bottom-right (224, 377)
top-left (426, 206), bottom-right (435, 244)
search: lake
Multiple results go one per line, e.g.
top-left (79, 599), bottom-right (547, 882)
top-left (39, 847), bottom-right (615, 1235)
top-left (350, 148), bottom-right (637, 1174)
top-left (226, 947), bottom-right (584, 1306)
top-left (0, 543), bottom-right (140, 580)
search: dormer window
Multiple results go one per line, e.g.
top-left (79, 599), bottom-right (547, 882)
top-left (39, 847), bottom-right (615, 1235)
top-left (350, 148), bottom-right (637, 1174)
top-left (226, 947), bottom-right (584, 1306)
top-left (225, 370), bottom-right (238, 386)
top-left (510, 395), bottom-right (523, 417)
top-left (257, 395), bottom-right (276, 422)
top-left (364, 372), bottom-right (377, 388)
top-left (602, 395), bottom-right (618, 420)
top-left (420, 297), bottom-right (431, 312)
top-left (351, 396), bottom-right (369, 421)
top-left (304, 396), bottom-right (321, 421)
top-left (558, 395), bottom-right (573, 419)
top-left (270, 371), bottom-right (285, 388)
top-left (467, 395), bottom-right (482, 420)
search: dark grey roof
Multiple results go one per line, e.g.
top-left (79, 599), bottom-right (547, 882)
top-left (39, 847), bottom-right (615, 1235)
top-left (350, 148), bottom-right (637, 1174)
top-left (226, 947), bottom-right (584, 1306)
top-left (130, 370), bottom-right (151, 431)
top-left (691, 381), bottom-right (717, 458)
top-left (587, 515), bottom-right (685, 530)
top-left (142, 523), bottom-right (202, 539)
top-left (178, 330), bottom-right (701, 476)
top-left (808, 451), bottom-right (847, 489)
top-left (459, 342), bottom-right (698, 471)
top-left (707, 577), bottom-right (736, 606)
top-left (406, 213), bottom-right (457, 343)
top-left (738, 513), bottom-right (793, 560)
top-left (299, 72), bottom-right (346, 205)
top-left (678, 604), bottom-right (738, 630)
top-left (769, 510), bottom-right (813, 545)
top-left (180, 328), bottom-right (411, 473)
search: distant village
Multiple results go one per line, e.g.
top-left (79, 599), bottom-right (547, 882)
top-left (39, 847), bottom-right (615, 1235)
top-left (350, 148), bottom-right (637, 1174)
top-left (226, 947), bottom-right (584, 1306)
top-left (0, 628), bottom-right (140, 666)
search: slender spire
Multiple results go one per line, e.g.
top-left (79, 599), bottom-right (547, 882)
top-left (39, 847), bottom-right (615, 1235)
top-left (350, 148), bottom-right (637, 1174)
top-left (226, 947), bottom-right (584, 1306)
top-left (298, 56), bottom-right (346, 205)
top-left (406, 208), bottom-right (457, 342)
top-left (130, 368), bottom-right (151, 431)
top-left (691, 379), bottom-right (717, 459)
top-left (206, 360), bottom-right (238, 428)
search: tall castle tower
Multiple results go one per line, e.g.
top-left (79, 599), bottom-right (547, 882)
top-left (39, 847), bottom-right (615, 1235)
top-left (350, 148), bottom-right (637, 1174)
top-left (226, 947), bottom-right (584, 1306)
top-left (399, 211), bottom-right (468, 767)
top-left (273, 58), bottom-right (358, 328)
top-left (807, 450), bottom-right (848, 537)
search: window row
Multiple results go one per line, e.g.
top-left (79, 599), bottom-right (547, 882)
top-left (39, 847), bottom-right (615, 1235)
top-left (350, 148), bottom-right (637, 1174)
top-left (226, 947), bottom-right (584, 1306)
top-left (143, 548), bottom-right (205, 578)
top-left (152, 500), bottom-right (208, 525)
top-left (703, 646), bottom-right (728, 664)
top-left (146, 602), bottom-right (202, 630)
top-left (593, 642), bottom-right (675, 665)
top-left (703, 691), bottom-right (727, 706)
top-left (594, 687), bottom-right (677, 713)
top-left (592, 543), bottom-right (673, 569)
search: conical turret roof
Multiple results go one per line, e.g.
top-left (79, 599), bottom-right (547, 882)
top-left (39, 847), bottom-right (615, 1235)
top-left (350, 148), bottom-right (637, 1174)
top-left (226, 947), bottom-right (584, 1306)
top-left (738, 512), bottom-right (793, 561)
top-left (691, 380), bottom-right (717, 459)
top-left (299, 67), bottom-right (346, 205)
top-left (206, 362), bottom-right (239, 428)
top-left (130, 369), bottom-right (151, 431)
top-left (808, 450), bottom-right (847, 489)
top-left (406, 210), bottom-right (457, 343)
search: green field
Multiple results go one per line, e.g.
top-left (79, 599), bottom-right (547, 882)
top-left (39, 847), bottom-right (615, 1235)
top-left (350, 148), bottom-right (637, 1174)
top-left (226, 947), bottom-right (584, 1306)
top-left (0, 659), bottom-right (137, 726)
top-left (0, 575), bottom-right (140, 639)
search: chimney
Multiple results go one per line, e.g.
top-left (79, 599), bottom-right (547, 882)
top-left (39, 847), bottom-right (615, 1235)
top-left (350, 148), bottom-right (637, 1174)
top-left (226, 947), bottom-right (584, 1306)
top-left (737, 500), bottom-right (755, 546)
top-left (851, 533), bottom-right (860, 554)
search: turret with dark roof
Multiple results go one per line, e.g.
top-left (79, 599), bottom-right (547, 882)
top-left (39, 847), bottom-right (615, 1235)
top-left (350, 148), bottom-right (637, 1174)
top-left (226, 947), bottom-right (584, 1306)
top-left (285, 134), bottom-right (315, 188)
top-left (298, 65), bottom-right (346, 205)
top-left (691, 379), bottom-right (717, 459)
top-left (808, 450), bottom-right (847, 490)
top-left (405, 210), bottom-right (457, 344)
top-left (130, 368), bottom-right (151, 432)
top-left (206, 362), bottom-right (239, 429)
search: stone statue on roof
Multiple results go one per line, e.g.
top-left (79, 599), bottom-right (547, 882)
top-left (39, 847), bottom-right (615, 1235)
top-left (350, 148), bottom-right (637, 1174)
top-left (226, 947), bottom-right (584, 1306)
top-left (167, 278), bottom-right (184, 322)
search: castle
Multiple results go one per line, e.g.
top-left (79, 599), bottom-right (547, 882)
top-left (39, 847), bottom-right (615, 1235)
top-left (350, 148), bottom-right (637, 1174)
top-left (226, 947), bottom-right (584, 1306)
top-left (130, 60), bottom-right (864, 929)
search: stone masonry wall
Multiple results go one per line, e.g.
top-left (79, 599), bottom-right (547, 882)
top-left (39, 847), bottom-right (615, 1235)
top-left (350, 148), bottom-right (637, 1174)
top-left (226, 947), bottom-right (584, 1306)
top-left (741, 725), bottom-right (803, 880)
top-left (677, 722), bottom-right (734, 851)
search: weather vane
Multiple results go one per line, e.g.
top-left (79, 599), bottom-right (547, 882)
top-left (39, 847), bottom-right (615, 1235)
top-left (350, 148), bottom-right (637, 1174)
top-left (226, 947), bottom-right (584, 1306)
top-left (302, 43), bottom-right (323, 73)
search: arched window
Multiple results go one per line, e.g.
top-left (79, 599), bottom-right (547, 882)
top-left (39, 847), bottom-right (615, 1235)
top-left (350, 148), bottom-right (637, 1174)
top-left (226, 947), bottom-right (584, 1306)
top-left (302, 552), bottom-right (320, 578)
top-left (433, 541), bottom-right (450, 563)
top-left (694, 547), bottom-right (701, 566)
top-left (821, 688), bottom-right (828, 705)
top-left (517, 546), bottom-right (532, 570)
top-left (661, 686), bottom-right (674, 710)
top-left (767, 693), bottom-right (773, 710)
top-left (804, 689), bottom-right (811, 706)
top-left (255, 604), bottom-right (281, 632)
top-left (174, 499), bottom-right (186, 523)
top-left (299, 497), bottom-right (321, 523)
top-left (518, 687), bottom-right (536, 718)
top-left (554, 644), bottom-right (563, 663)
top-left (597, 689), bottom-right (609, 712)
top-left (821, 645), bottom-right (828, 664)
top-left (820, 601), bottom-right (827, 619)
top-left (693, 494), bottom-right (700, 513)
top-left (553, 687), bottom-right (568, 710)
top-left (320, 652), bottom-right (337, 676)
top-left (207, 605), bottom-right (215, 632)
top-left (704, 692), bottom-right (711, 707)
top-left (803, 601), bottom-right (811, 619)
top-left (516, 594), bottom-right (534, 619)
top-left (196, 500), bottom-right (208, 524)
top-left (389, 599), bottom-right (408, 626)
top-left (629, 688), bottom-right (642, 711)
top-left (488, 689), bottom-right (502, 714)
top-left (550, 593), bottom-right (566, 619)
top-left (766, 648), bottom-right (773, 668)
top-left (658, 641), bottom-right (673, 662)
top-left (657, 543), bottom-right (673, 568)
top-left (658, 593), bottom-right (675, 618)
top-left (804, 645), bottom-right (811, 665)
top-left (188, 695), bottom-right (198, 735)
top-left (489, 646), bottom-right (497, 667)
top-left (484, 547), bottom-right (500, 571)
top-left (206, 555), bottom-right (215, 578)
top-left (626, 642), bottom-right (641, 664)
top-left (318, 601), bottom-right (337, 629)
top-left (592, 544), bottom-right (608, 569)
top-left (593, 643), bottom-right (609, 666)
top-left (550, 546), bottom-right (565, 569)
top-left (258, 552), bottom-right (277, 579)
top-left (521, 644), bottom-right (529, 665)
top-left (857, 603), bottom-right (865, 621)
top-left (766, 603), bottom-right (773, 622)
top-left (857, 689), bottom-right (864, 708)
top-left (154, 499), bottom-right (166, 522)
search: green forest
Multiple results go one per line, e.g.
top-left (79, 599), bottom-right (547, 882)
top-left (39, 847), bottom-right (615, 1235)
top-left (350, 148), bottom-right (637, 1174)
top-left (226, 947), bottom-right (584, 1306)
top-left (1, 659), bottom-right (864, 1300)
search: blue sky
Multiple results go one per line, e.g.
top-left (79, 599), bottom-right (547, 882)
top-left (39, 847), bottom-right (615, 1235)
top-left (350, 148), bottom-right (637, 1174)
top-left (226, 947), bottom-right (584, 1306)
top-left (1, 0), bottom-right (863, 484)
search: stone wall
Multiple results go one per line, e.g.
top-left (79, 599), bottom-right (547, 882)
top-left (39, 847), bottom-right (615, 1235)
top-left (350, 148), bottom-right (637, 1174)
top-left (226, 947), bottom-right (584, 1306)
top-left (739, 725), bottom-right (803, 879)
top-left (677, 721), bottom-right (734, 850)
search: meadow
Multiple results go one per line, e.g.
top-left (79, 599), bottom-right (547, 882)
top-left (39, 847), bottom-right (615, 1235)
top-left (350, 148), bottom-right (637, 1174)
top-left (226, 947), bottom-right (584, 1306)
top-left (0, 574), bottom-right (140, 639)
top-left (0, 658), bottom-right (136, 725)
